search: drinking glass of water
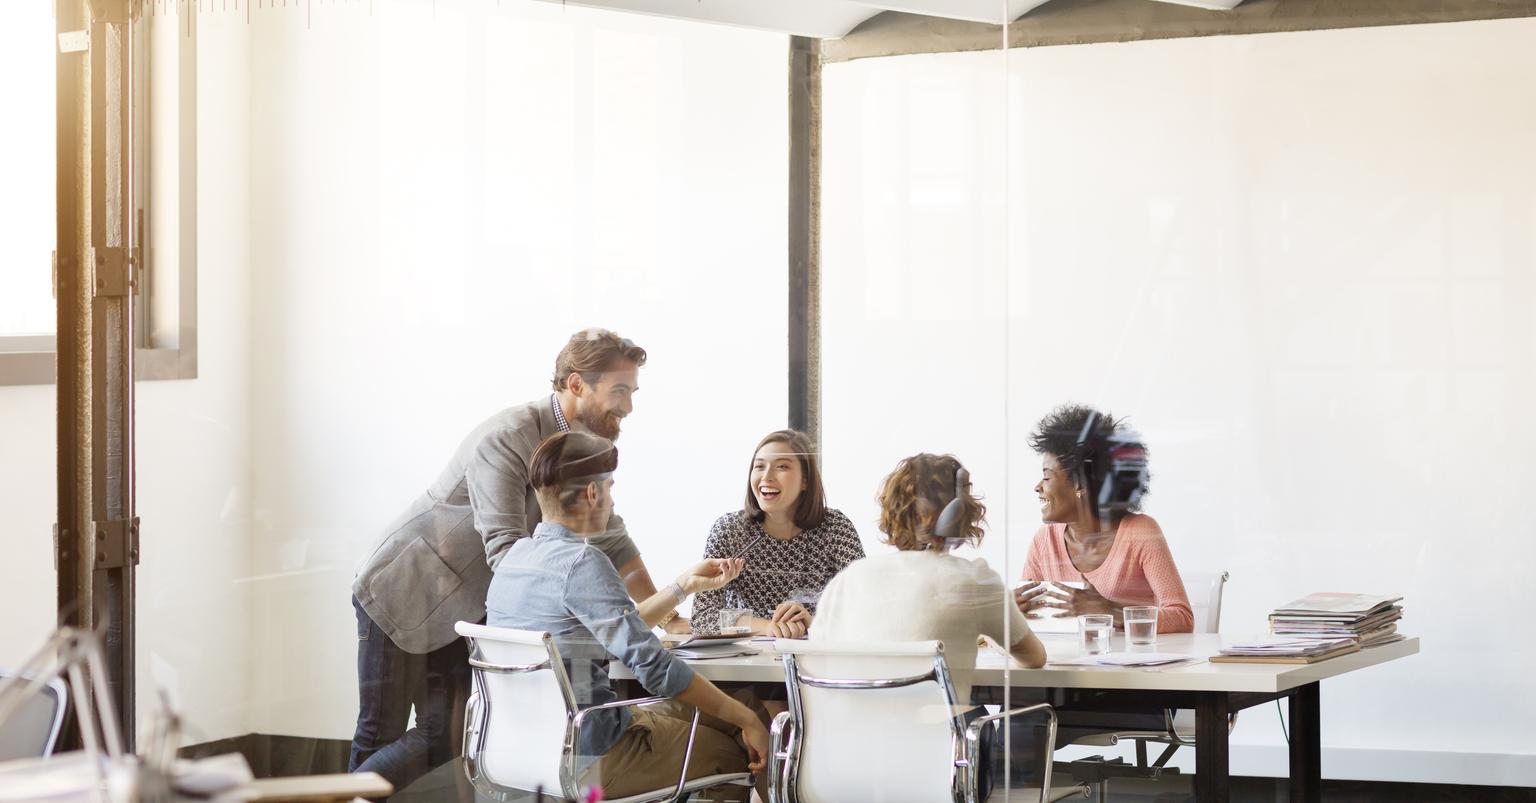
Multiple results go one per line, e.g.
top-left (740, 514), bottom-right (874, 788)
top-left (719, 608), bottom-right (753, 636)
top-left (1078, 614), bottom-right (1114, 655)
top-left (1124, 606), bottom-right (1159, 645)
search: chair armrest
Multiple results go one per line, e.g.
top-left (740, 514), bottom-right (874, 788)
top-left (768, 710), bottom-right (793, 803)
top-left (963, 703), bottom-right (1058, 803)
top-left (568, 696), bottom-right (703, 803)
top-left (565, 695), bottom-right (674, 793)
top-left (461, 688), bottom-right (484, 780)
top-left (570, 695), bottom-right (670, 729)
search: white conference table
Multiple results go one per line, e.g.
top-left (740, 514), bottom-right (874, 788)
top-left (614, 633), bottom-right (1420, 802)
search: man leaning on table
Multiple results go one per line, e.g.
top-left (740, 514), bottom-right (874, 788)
top-left (348, 328), bottom-right (675, 792)
top-left (488, 430), bottom-right (771, 800)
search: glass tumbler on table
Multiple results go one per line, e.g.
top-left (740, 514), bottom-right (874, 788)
top-left (1077, 614), bottom-right (1114, 655)
top-left (1124, 606), bottom-right (1159, 645)
top-left (719, 608), bottom-right (753, 636)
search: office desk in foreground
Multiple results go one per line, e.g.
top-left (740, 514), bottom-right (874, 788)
top-left (612, 633), bottom-right (1420, 803)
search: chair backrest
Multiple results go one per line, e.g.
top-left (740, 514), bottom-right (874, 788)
top-left (777, 640), bottom-right (963, 803)
top-left (0, 670), bottom-right (67, 761)
top-left (456, 622), bottom-right (575, 797)
top-left (1184, 571), bottom-right (1229, 635)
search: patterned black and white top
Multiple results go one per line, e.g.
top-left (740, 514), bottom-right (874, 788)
top-left (691, 509), bottom-right (865, 635)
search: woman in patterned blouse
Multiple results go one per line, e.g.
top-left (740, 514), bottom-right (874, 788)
top-left (690, 430), bottom-right (865, 638)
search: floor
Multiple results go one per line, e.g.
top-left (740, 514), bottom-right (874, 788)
top-left (1106, 775), bottom-right (1536, 802)
top-left (389, 758), bottom-right (1536, 802)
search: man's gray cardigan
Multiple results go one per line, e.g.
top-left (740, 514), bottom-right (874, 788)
top-left (353, 397), bottom-right (640, 654)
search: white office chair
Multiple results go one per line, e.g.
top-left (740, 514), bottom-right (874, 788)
top-left (0, 670), bottom-right (68, 762)
top-left (1070, 571), bottom-right (1233, 794)
top-left (769, 639), bottom-right (1089, 803)
top-left (455, 622), bottom-right (752, 803)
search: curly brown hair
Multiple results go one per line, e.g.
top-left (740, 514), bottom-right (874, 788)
top-left (876, 453), bottom-right (986, 551)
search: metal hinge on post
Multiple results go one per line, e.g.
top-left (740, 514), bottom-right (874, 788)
top-left (91, 247), bottom-right (134, 298)
top-left (53, 525), bottom-right (71, 573)
top-left (93, 517), bottom-right (141, 569)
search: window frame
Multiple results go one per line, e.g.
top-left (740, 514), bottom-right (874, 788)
top-left (0, 6), bottom-right (196, 386)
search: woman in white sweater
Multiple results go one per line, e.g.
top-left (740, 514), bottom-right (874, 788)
top-left (811, 453), bottom-right (1045, 798)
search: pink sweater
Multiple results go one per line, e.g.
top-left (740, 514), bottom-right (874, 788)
top-left (1021, 513), bottom-right (1194, 634)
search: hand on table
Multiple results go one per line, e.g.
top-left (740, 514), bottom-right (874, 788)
top-left (663, 615), bottom-right (694, 635)
top-left (1018, 580), bottom-right (1115, 619)
top-left (679, 558), bottom-right (744, 596)
top-left (754, 614), bottom-right (809, 639)
top-left (772, 601), bottom-right (813, 638)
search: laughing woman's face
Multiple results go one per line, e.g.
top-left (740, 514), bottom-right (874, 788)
top-left (1034, 453), bottom-right (1082, 524)
top-left (751, 441), bottom-right (805, 519)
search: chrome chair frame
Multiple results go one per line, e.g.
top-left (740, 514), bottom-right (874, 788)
top-left (1065, 571), bottom-right (1233, 801)
top-left (0, 669), bottom-right (68, 760)
top-left (459, 628), bottom-right (750, 803)
top-left (1118, 570), bottom-right (1234, 767)
top-left (769, 643), bottom-right (1081, 803)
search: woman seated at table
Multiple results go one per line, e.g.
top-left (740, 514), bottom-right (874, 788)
top-left (690, 430), bottom-right (865, 639)
top-left (1015, 404), bottom-right (1193, 632)
top-left (811, 453), bottom-right (1046, 801)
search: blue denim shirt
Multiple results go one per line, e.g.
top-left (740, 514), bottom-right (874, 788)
top-left (486, 521), bottom-right (695, 762)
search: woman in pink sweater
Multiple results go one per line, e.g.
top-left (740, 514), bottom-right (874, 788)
top-left (1002, 405), bottom-right (1193, 786)
top-left (1015, 404), bottom-right (1193, 633)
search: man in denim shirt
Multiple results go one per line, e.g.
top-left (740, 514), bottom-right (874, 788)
top-left (488, 431), bottom-right (769, 799)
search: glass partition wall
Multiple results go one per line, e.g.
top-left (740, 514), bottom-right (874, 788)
top-left (998, 18), bottom-right (1534, 788)
top-left (135, 0), bottom-right (805, 788)
top-left (11, 2), bottom-right (1534, 801)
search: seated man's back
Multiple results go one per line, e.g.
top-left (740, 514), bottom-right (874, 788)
top-left (488, 522), bottom-right (691, 764)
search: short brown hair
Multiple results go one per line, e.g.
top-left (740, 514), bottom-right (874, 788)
top-left (742, 430), bottom-right (827, 530)
top-left (529, 431), bottom-right (619, 511)
top-left (877, 454), bottom-right (986, 551)
top-left (551, 328), bottom-right (648, 391)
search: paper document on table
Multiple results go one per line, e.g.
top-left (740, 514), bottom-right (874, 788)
top-left (665, 633), bottom-right (749, 649)
top-left (1051, 652), bottom-right (1195, 667)
top-left (671, 643), bottom-right (760, 660)
top-left (1219, 637), bottom-right (1354, 656)
top-left (1091, 652), bottom-right (1197, 667)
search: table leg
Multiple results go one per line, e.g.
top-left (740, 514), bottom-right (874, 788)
top-left (1289, 682), bottom-right (1321, 803)
top-left (1195, 692), bottom-right (1230, 802)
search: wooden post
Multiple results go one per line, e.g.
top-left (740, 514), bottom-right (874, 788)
top-left (787, 36), bottom-right (821, 445)
top-left (56, 0), bottom-right (140, 751)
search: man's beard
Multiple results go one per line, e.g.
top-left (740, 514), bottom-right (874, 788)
top-left (575, 404), bottom-right (622, 440)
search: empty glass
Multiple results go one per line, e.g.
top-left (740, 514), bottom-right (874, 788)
top-left (1124, 606), bottom-right (1159, 645)
top-left (1078, 614), bottom-right (1114, 655)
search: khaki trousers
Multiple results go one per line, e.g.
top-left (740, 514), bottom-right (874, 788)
top-left (593, 690), bottom-right (769, 802)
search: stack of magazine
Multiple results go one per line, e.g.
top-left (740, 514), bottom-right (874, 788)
top-left (1214, 636), bottom-right (1359, 664)
top-left (1269, 592), bottom-right (1405, 648)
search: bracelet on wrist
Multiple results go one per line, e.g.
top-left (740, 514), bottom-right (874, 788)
top-left (668, 581), bottom-right (687, 605)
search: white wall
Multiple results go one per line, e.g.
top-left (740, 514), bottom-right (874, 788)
top-left (822, 19), bottom-right (1536, 787)
top-left (0, 6), bottom-right (256, 743)
top-left (0, 384), bottom-right (57, 667)
top-left (243, 0), bottom-right (788, 738)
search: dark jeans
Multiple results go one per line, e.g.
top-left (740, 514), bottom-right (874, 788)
top-left (349, 595), bottom-right (471, 793)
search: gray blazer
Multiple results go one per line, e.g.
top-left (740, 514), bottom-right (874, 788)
top-left (353, 397), bottom-right (641, 654)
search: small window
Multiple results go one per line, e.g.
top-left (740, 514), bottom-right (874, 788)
top-left (0, 6), bottom-right (197, 386)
